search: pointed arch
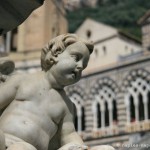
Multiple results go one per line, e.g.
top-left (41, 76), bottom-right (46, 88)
top-left (113, 99), bottom-right (118, 124)
top-left (105, 101), bottom-right (109, 127)
top-left (130, 95), bottom-right (135, 122)
top-left (66, 86), bottom-right (86, 132)
top-left (97, 103), bottom-right (101, 128)
top-left (91, 77), bottom-right (119, 131)
top-left (138, 93), bottom-right (144, 121)
top-left (123, 69), bottom-right (150, 123)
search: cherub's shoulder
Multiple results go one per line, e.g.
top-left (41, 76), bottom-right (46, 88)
top-left (9, 72), bottom-right (25, 81)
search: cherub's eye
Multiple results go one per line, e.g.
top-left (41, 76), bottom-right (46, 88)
top-left (72, 55), bottom-right (80, 61)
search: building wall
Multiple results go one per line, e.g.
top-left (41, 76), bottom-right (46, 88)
top-left (84, 36), bottom-right (142, 74)
top-left (17, 0), bottom-right (68, 52)
top-left (76, 18), bottom-right (117, 42)
top-left (7, 0), bottom-right (68, 70)
top-left (76, 19), bottom-right (142, 75)
top-left (141, 18), bottom-right (150, 51)
top-left (66, 53), bottom-right (150, 149)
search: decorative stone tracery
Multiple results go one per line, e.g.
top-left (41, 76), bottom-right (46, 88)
top-left (90, 77), bottom-right (119, 133)
top-left (123, 69), bottom-right (150, 125)
top-left (124, 69), bottom-right (150, 123)
top-left (66, 86), bottom-right (86, 133)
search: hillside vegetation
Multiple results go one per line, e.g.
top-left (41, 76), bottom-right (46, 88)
top-left (66, 0), bottom-right (150, 40)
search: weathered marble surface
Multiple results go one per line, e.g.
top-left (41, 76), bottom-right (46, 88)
top-left (91, 145), bottom-right (115, 150)
top-left (0, 34), bottom-right (115, 150)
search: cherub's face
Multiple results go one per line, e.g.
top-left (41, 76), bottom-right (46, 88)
top-left (50, 42), bottom-right (90, 86)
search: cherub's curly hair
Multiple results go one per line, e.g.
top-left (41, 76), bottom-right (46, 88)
top-left (41, 33), bottom-right (94, 71)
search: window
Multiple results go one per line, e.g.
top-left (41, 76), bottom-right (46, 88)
top-left (124, 71), bottom-right (150, 123)
top-left (92, 78), bottom-right (118, 131)
top-left (103, 46), bottom-right (107, 55)
top-left (86, 30), bottom-right (91, 38)
top-left (105, 101), bottom-right (109, 127)
top-left (70, 93), bottom-right (86, 132)
top-left (1, 28), bottom-right (18, 53)
top-left (81, 107), bottom-right (85, 131)
top-left (138, 93), bottom-right (144, 121)
top-left (97, 103), bottom-right (101, 128)
top-left (130, 95), bottom-right (135, 122)
top-left (0, 36), bottom-right (5, 53)
top-left (113, 100), bottom-right (118, 124)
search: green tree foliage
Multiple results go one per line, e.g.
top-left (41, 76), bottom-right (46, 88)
top-left (66, 0), bottom-right (150, 39)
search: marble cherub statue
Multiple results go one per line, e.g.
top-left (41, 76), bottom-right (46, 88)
top-left (0, 34), bottom-right (115, 150)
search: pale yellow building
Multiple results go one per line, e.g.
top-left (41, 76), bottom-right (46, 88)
top-left (0, 0), bottom-right (68, 72)
top-left (75, 18), bottom-right (142, 75)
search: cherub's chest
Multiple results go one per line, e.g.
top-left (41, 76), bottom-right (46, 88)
top-left (38, 91), bottom-right (66, 124)
top-left (16, 85), bottom-right (67, 124)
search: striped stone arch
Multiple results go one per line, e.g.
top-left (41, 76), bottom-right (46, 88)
top-left (122, 68), bottom-right (150, 92)
top-left (90, 77), bottom-right (119, 131)
top-left (66, 85), bottom-right (87, 103)
top-left (65, 86), bottom-right (86, 132)
top-left (90, 77), bottom-right (119, 97)
top-left (123, 68), bottom-right (150, 123)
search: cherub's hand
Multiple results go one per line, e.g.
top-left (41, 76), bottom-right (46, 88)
top-left (90, 145), bottom-right (115, 150)
top-left (0, 73), bottom-right (7, 83)
top-left (58, 143), bottom-right (88, 150)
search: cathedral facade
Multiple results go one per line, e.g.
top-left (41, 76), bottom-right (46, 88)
top-left (65, 12), bottom-right (150, 149)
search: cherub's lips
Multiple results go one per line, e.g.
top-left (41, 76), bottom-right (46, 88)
top-left (71, 70), bottom-right (81, 79)
top-left (71, 71), bottom-right (76, 79)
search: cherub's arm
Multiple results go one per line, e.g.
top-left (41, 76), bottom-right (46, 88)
top-left (59, 103), bottom-right (88, 150)
top-left (0, 74), bottom-right (21, 109)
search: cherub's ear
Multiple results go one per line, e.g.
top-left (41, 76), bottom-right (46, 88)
top-left (45, 52), bottom-right (58, 67)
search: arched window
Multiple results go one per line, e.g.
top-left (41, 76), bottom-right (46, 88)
top-left (92, 78), bottom-right (118, 131)
top-left (69, 93), bottom-right (86, 132)
top-left (86, 30), bottom-right (91, 38)
top-left (74, 108), bottom-right (78, 131)
top-left (97, 103), bottom-right (101, 128)
top-left (2, 28), bottom-right (18, 53)
top-left (130, 95), bottom-right (135, 122)
top-left (124, 70), bottom-right (150, 123)
top-left (105, 101), bottom-right (109, 127)
top-left (81, 107), bottom-right (85, 131)
top-left (138, 93), bottom-right (144, 121)
top-left (113, 100), bottom-right (118, 124)
top-left (103, 46), bottom-right (107, 55)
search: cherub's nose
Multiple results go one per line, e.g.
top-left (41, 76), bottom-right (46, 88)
top-left (77, 66), bottom-right (83, 71)
top-left (77, 62), bottom-right (83, 71)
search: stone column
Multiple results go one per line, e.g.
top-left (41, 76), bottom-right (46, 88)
top-left (126, 107), bottom-right (131, 123)
top-left (6, 31), bottom-right (11, 53)
top-left (77, 106), bottom-right (82, 133)
top-left (125, 94), bottom-right (130, 123)
top-left (143, 94), bottom-right (148, 120)
top-left (92, 102), bottom-right (98, 131)
top-left (101, 110), bottom-right (105, 128)
top-left (134, 95), bottom-right (139, 122)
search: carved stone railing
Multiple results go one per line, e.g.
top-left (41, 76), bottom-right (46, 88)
top-left (126, 120), bottom-right (150, 133)
top-left (92, 125), bottom-right (119, 138)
